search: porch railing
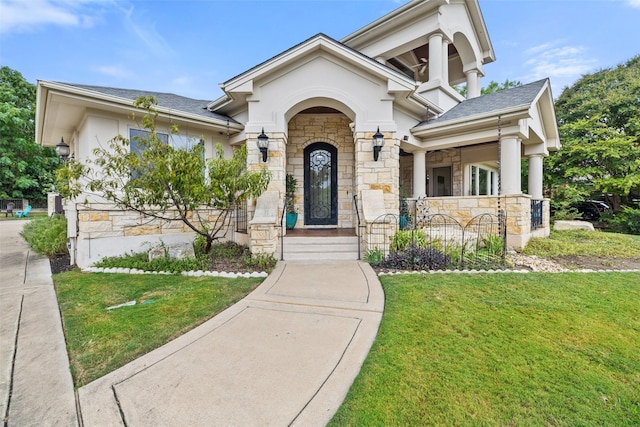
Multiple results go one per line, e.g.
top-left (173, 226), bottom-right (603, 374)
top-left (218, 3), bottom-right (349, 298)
top-left (531, 199), bottom-right (543, 230)
top-left (235, 200), bottom-right (248, 233)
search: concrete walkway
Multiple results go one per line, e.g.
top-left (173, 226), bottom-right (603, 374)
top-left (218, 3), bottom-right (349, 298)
top-left (0, 220), bottom-right (78, 426)
top-left (1, 220), bottom-right (384, 426)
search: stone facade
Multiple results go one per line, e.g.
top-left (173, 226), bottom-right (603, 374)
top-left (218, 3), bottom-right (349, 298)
top-left (76, 203), bottom-right (233, 241)
top-left (286, 114), bottom-right (356, 228)
top-left (416, 195), bottom-right (550, 248)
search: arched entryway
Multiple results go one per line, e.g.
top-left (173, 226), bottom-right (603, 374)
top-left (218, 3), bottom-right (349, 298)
top-left (304, 142), bottom-right (337, 225)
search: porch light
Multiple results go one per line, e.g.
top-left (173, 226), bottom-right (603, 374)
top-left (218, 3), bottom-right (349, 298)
top-left (372, 127), bottom-right (384, 161)
top-left (257, 128), bottom-right (269, 162)
top-left (55, 137), bottom-right (71, 163)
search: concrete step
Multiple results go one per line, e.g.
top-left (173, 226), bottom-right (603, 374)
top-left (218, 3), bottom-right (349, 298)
top-left (282, 236), bottom-right (360, 261)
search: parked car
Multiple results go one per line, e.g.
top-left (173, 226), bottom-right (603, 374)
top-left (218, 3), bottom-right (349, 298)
top-left (576, 200), bottom-right (611, 220)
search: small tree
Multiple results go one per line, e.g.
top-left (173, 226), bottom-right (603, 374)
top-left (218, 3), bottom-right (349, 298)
top-left (58, 96), bottom-right (271, 253)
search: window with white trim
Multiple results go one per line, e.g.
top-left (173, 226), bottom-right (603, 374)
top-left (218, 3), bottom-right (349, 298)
top-left (469, 164), bottom-right (498, 196)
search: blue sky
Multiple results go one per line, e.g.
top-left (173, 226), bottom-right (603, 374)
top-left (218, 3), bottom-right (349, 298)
top-left (1, 0), bottom-right (638, 100)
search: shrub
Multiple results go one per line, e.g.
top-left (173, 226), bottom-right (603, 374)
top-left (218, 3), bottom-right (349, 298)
top-left (391, 229), bottom-right (426, 251)
top-left (21, 214), bottom-right (68, 257)
top-left (378, 247), bottom-right (450, 271)
top-left (95, 251), bottom-right (205, 273)
top-left (94, 241), bottom-right (277, 273)
top-left (605, 206), bottom-right (640, 235)
top-left (364, 248), bottom-right (385, 265)
top-left (550, 184), bottom-right (588, 220)
top-left (481, 234), bottom-right (504, 256)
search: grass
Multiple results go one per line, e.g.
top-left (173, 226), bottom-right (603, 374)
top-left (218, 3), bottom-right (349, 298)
top-left (522, 229), bottom-right (640, 258)
top-left (54, 271), bottom-right (262, 387)
top-left (329, 272), bottom-right (640, 426)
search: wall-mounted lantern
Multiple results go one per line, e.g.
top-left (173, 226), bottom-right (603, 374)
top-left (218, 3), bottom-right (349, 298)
top-left (372, 127), bottom-right (384, 161)
top-left (55, 137), bottom-right (71, 163)
top-left (257, 128), bottom-right (269, 162)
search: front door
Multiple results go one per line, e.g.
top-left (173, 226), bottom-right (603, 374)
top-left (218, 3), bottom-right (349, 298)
top-left (304, 142), bottom-right (337, 225)
top-left (432, 166), bottom-right (452, 196)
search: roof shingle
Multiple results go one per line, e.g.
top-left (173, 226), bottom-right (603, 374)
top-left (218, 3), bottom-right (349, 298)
top-left (416, 79), bottom-right (548, 127)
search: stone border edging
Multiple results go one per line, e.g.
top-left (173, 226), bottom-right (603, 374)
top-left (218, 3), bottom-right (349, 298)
top-left (82, 267), bottom-right (269, 278)
top-left (378, 268), bottom-right (640, 276)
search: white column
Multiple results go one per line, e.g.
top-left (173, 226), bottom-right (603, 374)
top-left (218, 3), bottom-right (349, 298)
top-left (442, 39), bottom-right (450, 86)
top-left (428, 33), bottom-right (443, 84)
top-left (466, 69), bottom-right (480, 99)
top-left (528, 154), bottom-right (544, 199)
top-left (500, 135), bottom-right (522, 195)
top-left (412, 150), bottom-right (427, 197)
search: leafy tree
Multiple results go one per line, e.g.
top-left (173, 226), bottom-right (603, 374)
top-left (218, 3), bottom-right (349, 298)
top-left (59, 96), bottom-right (271, 253)
top-left (0, 66), bottom-right (59, 202)
top-left (455, 78), bottom-right (522, 97)
top-left (546, 56), bottom-right (640, 210)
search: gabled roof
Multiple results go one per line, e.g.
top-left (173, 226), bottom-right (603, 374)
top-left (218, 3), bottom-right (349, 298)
top-left (63, 83), bottom-right (237, 123)
top-left (209, 33), bottom-right (433, 115)
top-left (416, 79), bottom-right (549, 127)
top-left (220, 33), bottom-right (412, 88)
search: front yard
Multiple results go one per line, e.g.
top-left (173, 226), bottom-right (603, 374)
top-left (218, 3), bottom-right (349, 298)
top-left (52, 229), bottom-right (640, 423)
top-left (329, 271), bottom-right (640, 426)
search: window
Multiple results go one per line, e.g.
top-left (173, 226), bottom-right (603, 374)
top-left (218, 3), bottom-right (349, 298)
top-left (129, 129), bottom-right (204, 179)
top-left (130, 129), bottom-right (202, 153)
top-left (469, 164), bottom-right (498, 196)
top-left (129, 129), bottom-right (169, 155)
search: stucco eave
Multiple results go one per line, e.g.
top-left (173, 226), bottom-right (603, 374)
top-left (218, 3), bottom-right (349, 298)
top-left (39, 81), bottom-right (240, 129)
top-left (411, 104), bottom-right (530, 137)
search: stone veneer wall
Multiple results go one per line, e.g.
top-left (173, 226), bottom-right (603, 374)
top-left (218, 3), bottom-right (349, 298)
top-left (426, 149), bottom-right (462, 196)
top-left (399, 154), bottom-right (413, 196)
top-left (355, 131), bottom-right (400, 214)
top-left (419, 195), bottom-right (550, 249)
top-left (286, 114), bottom-right (355, 228)
top-left (76, 204), bottom-right (234, 240)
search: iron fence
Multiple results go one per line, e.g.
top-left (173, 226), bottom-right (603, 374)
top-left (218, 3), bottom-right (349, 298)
top-left (235, 200), bottom-right (248, 233)
top-left (1, 199), bottom-right (28, 211)
top-left (531, 199), bottom-right (543, 230)
top-left (367, 199), bottom-right (507, 270)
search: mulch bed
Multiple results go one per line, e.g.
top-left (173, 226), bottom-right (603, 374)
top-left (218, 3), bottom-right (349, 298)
top-left (49, 254), bottom-right (76, 275)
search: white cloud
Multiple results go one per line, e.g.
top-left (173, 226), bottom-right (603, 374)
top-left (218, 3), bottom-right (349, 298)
top-left (523, 42), bottom-right (597, 83)
top-left (0, 0), bottom-right (109, 34)
top-left (626, 0), bottom-right (640, 8)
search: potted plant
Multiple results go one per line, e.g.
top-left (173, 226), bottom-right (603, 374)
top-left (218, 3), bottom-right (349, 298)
top-left (399, 189), bottom-right (410, 230)
top-left (285, 173), bottom-right (298, 229)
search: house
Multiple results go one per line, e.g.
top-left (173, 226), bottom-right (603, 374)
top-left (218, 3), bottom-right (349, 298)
top-left (36, 0), bottom-right (559, 268)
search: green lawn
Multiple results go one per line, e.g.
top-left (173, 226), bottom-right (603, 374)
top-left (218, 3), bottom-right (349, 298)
top-left (54, 271), bottom-right (262, 387)
top-left (522, 229), bottom-right (640, 258)
top-left (329, 272), bottom-right (640, 426)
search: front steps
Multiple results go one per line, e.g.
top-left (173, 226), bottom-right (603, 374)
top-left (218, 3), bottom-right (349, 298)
top-left (281, 235), bottom-right (360, 261)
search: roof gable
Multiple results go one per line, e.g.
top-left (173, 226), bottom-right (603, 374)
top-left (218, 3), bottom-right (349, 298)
top-left (418, 79), bottom-right (549, 126)
top-left (209, 33), bottom-right (423, 114)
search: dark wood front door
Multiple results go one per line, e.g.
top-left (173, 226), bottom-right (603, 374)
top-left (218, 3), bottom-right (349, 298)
top-left (304, 142), bottom-right (337, 225)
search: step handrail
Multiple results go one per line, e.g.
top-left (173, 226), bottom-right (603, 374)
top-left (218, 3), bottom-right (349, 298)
top-left (279, 197), bottom-right (287, 261)
top-left (353, 195), bottom-right (362, 260)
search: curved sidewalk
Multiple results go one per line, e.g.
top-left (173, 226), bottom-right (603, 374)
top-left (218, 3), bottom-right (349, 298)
top-left (77, 260), bottom-right (384, 426)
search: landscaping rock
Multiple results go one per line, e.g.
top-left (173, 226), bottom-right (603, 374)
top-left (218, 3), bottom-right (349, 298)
top-left (553, 220), bottom-right (595, 231)
top-left (168, 242), bottom-right (195, 260)
top-left (148, 242), bottom-right (195, 261)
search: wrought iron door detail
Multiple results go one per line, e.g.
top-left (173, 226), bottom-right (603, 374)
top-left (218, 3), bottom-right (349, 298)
top-left (304, 142), bottom-right (337, 225)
